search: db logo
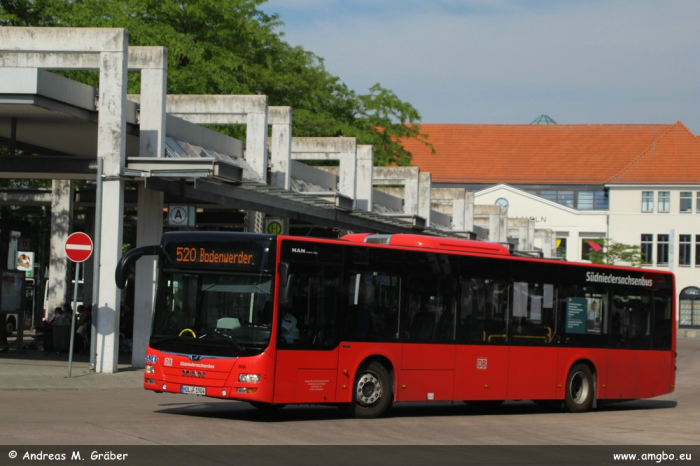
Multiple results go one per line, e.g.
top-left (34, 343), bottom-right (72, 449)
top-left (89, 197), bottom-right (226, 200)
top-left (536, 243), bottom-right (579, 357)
top-left (476, 358), bottom-right (488, 370)
top-left (164, 358), bottom-right (173, 367)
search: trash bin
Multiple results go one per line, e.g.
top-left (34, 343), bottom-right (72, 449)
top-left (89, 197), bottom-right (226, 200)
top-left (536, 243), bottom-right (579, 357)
top-left (53, 324), bottom-right (71, 351)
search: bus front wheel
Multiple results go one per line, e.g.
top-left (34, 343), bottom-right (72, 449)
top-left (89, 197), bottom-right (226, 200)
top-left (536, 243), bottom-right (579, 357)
top-left (565, 363), bottom-right (594, 413)
top-left (346, 361), bottom-right (393, 419)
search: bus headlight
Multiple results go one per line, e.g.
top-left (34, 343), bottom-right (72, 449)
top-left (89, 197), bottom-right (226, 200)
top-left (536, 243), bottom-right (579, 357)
top-left (238, 374), bottom-right (260, 383)
top-left (145, 365), bottom-right (155, 374)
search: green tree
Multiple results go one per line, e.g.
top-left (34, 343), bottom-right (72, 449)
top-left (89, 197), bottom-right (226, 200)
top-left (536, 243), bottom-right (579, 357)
top-left (0, 0), bottom-right (430, 165)
top-left (588, 238), bottom-right (643, 267)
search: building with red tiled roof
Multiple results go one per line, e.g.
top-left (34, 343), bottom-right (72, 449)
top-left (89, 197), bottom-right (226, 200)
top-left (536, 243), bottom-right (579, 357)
top-left (404, 121), bottom-right (699, 185)
top-left (405, 120), bottom-right (700, 331)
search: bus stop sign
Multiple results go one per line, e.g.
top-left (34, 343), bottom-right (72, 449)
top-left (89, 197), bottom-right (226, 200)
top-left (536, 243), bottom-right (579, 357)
top-left (65, 232), bottom-right (93, 263)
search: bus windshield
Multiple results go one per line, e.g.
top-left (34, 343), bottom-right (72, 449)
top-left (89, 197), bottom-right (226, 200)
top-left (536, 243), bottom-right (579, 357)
top-left (151, 269), bottom-right (274, 357)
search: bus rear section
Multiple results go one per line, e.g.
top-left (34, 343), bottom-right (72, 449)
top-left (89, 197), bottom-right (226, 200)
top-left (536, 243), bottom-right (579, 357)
top-left (271, 235), bottom-right (675, 417)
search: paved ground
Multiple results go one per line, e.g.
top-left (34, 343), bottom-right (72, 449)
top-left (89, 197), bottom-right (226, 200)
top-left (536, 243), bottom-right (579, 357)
top-left (0, 336), bottom-right (698, 448)
top-left (0, 334), bottom-right (140, 391)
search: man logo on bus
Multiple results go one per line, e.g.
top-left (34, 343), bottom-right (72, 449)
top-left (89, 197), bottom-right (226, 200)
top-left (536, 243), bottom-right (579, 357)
top-left (182, 370), bottom-right (205, 378)
top-left (477, 358), bottom-right (488, 370)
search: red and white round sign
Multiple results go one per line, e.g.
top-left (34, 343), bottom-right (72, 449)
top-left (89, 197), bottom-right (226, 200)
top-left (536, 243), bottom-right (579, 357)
top-left (65, 232), bottom-right (93, 263)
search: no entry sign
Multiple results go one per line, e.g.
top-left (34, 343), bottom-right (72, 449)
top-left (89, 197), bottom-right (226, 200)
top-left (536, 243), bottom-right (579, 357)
top-left (65, 232), bottom-right (93, 263)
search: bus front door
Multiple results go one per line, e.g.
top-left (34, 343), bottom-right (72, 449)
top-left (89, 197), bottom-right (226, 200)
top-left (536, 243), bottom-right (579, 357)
top-left (274, 346), bottom-right (339, 404)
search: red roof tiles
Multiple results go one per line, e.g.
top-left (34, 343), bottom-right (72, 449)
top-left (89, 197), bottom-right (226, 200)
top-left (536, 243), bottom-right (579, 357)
top-left (403, 122), bottom-right (700, 185)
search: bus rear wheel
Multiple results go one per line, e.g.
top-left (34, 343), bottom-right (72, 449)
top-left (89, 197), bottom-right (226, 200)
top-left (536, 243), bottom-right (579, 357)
top-left (565, 363), bottom-right (594, 413)
top-left (345, 361), bottom-right (393, 419)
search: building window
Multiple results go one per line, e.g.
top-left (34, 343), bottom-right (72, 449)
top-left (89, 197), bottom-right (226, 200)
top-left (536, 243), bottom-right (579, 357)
top-left (577, 191), bottom-right (608, 210)
top-left (642, 191), bottom-right (654, 212)
top-left (594, 191), bottom-right (609, 210)
top-left (680, 192), bottom-right (692, 213)
top-left (541, 190), bottom-right (574, 208)
top-left (581, 239), bottom-right (603, 261)
top-left (657, 234), bottom-right (669, 265)
top-left (679, 287), bottom-right (700, 328)
top-left (679, 235), bottom-right (691, 266)
top-left (556, 238), bottom-right (567, 258)
top-left (540, 191), bottom-right (556, 203)
top-left (697, 192), bottom-right (700, 212)
top-left (641, 234), bottom-right (653, 264)
top-left (578, 192), bottom-right (594, 210)
top-left (696, 235), bottom-right (700, 267)
top-left (558, 191), bottom-right (574, 208)
top-left (658, 191), bottom-right (670, 213)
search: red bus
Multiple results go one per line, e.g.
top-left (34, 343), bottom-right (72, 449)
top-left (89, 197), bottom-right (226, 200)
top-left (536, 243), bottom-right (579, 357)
top-left (116, 231), bottom-right (676, 418)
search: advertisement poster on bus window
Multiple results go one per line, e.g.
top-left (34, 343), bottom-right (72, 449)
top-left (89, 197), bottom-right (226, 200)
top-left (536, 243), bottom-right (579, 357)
top-left (565, 297), bottom-right (587, 334)
top-left (585, 297), bottom-right (602, 334)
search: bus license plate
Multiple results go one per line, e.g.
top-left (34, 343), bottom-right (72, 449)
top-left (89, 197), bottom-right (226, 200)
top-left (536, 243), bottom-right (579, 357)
top-left (181, 385), bottom-right (205, 396)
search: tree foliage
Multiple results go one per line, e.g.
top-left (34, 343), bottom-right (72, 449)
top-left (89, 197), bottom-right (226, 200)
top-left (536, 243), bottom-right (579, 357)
top-left (588, 238), bottom-right (643, 267)
top-left (0, 0), bottom-right (430, 165)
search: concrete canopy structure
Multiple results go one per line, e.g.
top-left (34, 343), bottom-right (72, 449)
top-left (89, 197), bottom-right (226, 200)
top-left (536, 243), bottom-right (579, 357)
top-left (0, 27), bottom-right (484, 374)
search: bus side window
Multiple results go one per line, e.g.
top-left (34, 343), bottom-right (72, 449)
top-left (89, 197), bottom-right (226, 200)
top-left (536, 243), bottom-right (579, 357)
top-left (459, 279), bottom-right (508, 344)
top-left (343, 272), bottom-right (400, 342)
top-left (652, 290), bottom-right (673, 350)
top-left (611, 289), bottom-right (652, 350)
top-left (510, 282), bottom-right (556, 345)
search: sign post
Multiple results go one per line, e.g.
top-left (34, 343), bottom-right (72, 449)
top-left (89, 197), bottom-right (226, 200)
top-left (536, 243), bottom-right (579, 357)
top-left (65, 232), bottom-right (93, 377)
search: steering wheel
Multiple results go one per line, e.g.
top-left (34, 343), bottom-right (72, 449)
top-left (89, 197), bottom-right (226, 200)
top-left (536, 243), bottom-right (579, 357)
top-left (179, 328), bottom-right (196, 338)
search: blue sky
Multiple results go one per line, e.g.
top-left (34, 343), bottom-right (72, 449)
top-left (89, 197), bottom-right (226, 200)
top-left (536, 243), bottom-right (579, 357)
top-left (261, 0), bottom-right (700, 133)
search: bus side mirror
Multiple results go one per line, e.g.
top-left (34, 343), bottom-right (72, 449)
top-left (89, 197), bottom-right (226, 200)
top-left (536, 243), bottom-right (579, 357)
top-left (278, 262), bottom-right (295, 311)
top-left (115, 245), bottom-right (162, 289)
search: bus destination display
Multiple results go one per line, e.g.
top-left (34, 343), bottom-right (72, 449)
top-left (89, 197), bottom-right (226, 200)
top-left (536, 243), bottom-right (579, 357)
top-left (166, 243), bottom-right (261, 268)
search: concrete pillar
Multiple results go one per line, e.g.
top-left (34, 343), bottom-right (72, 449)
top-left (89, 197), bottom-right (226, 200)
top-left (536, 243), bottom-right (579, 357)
top-left (95, 48), bottom-right (128, 374)
top-left (245, 108), bottom-right (268, 234)
top-left (270, 107), bottom-right (292, 190)
top-left (464, 192), bottom-right (475, 232)
top-left (418, 172), bottom-right (431, 224)
top-left (47, 180), bottom-right (73, 319)
top-left (245, 110), bottom-right (269, 181)
top-left (131, 47), bottom-right (167, 367)
top-left (356, 146), bottom-right (374, 212)
top-left (488, 214), bottom-right (500, 242)
top-left (499, 209), bottom-right (508, 243)
top-left (132, 183), bottom-right (163, 368)
top-left (404, 175), bottom-right (419, 216)
top-left (135, 47), bottom-right (167, 158)
top-left (452, 195), bottom-right (466, 230)
top-left (338, 152), bottom-right (357, 202)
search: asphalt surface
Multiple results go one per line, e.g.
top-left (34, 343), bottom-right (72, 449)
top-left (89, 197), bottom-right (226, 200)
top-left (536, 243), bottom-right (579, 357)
top-left (0, 336), bottom-right (698, 448)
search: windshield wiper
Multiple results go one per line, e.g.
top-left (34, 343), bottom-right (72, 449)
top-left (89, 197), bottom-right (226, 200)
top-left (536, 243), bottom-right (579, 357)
top-left (204, 331), bottom-right (247, 352)
top-left (150, 335), bottom-right (182, 345)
